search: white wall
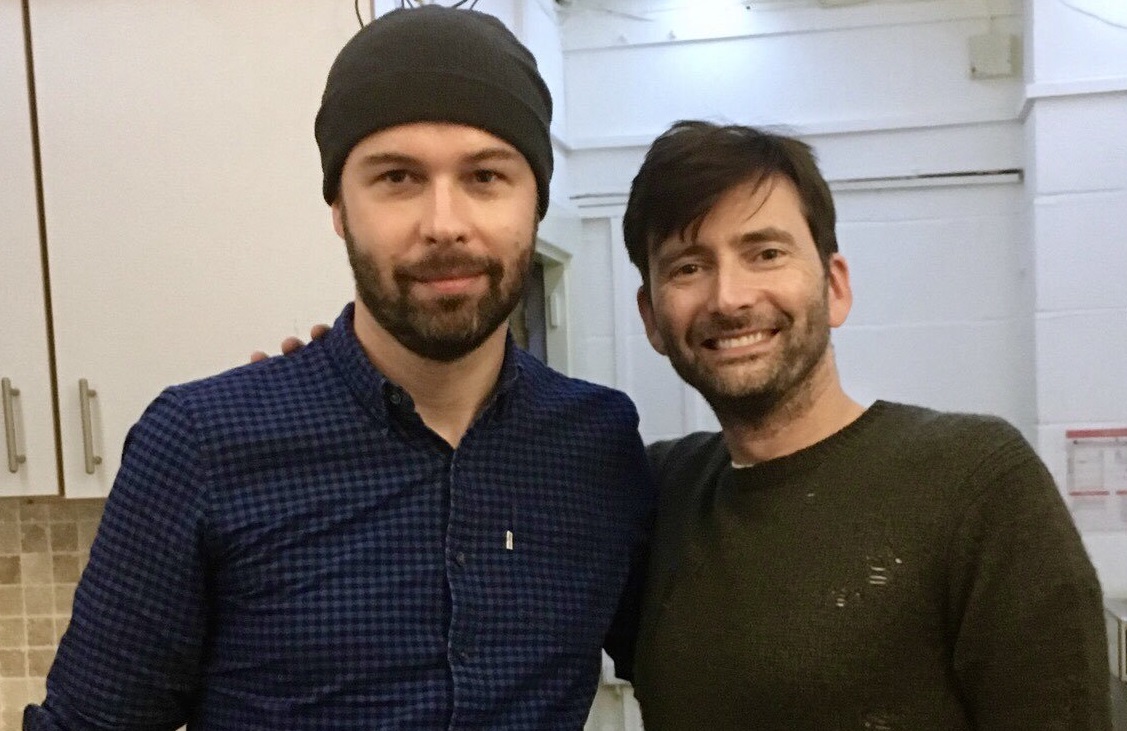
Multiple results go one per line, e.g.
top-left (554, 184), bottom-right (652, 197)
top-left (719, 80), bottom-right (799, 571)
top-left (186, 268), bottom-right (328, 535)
top-left (561, 0), bottom-right (1022, 145)
top-left (832, 180), bottom-right (1033, 431)
top-left (1024, 0), bottom-right (1127, 595)
top-left (1026, 0), bottom-right (1127, 87)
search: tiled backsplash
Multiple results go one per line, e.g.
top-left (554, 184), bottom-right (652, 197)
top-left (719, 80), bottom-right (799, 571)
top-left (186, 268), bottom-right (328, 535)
top-left (0, 496), bottom-right (105, 731)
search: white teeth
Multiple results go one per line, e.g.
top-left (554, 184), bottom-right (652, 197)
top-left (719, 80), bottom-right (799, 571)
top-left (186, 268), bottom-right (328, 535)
top-left (713, 331), bottom-right (770, 350)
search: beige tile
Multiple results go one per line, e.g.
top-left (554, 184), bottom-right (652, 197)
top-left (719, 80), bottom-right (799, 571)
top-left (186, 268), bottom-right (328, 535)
top-left (72, 500), bottom-right (105, 522)
top-left (53, 617), bottom-right (68, 645)
top-left (0, 588), bottom-right (21, 617)
top-left (0, 650), bottom-right (26, 677)
top-left (0, 619), bottom-right (24, 649)
top-left (51, 556), bottom-right (79, 585)
top-left (0, 524), bottom-right (18, 554)
top-left (0, 676), bottom-right (33, 706)
top-left (25, 649), bottom-right (53, 678)
top-left (18, 555), bottom-right (51, 586)
top-left (53, 585), bottom-right (75, 615)
top-left (19, 525), bottom-right (47, 554)
top-left (49, 524), bottom-right (78, 554)
top-left (2, 708), bottom-right (25, 731)
top-left (76, 521), bottom-right (100, 551)
top-left (0, 499), bottom-right (18, 523)
top-left (47, 502), bottom-right (75, 522)
top-left (24, 619), bottom-right (52, 649)
top-left (18, 501), bottom-right (49, 524)
top-left (0, 558), bottom-right (19, 586)
top-left (21, 587), bottom-right (52, 616)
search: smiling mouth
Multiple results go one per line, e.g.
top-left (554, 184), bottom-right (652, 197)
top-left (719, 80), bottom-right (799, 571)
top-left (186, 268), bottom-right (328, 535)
top-left (705, 330), bottom-right (777, 350)
top-left (414, 272), bottom-right (487, 295)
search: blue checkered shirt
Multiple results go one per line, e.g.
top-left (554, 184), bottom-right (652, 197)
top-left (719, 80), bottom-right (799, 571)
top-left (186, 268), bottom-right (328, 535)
top-left (26, 304), bottom-right (654, 730)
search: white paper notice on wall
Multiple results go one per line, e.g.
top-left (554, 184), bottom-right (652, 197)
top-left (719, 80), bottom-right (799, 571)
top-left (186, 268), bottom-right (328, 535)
top-left (1066, 428), bottom-right (1127, 532)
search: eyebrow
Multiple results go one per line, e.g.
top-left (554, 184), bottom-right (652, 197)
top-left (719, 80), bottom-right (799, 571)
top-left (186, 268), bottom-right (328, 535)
top-left (351, 153), bottom-right (414, 172)
top-left (736, 227), bottom-right (796, 247)
top-left (663, 226), bottom-right (796, 251)
top-left (652, 226), bottom-right (798, 270)
top-left (653, 241), bottom-right (710, 271)
top-left (464, 147), bottom-right (524, 165)
top-left (354, 147), bottom-right (523, 170)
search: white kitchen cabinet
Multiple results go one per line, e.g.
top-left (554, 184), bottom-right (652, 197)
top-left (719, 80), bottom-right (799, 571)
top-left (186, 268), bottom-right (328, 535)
top-left (9, 1), bottom-right (359, 497)
top-left (1, 0), bottom-right (58, 496)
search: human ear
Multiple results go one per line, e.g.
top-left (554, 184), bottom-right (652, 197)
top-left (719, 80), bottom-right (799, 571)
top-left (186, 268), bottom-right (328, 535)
top-left (826, 254), bottom-right (853, 329)
top-left (331, 200), bottom-right (346, 240)
top-left (636, 286), bottom-right (669, 356)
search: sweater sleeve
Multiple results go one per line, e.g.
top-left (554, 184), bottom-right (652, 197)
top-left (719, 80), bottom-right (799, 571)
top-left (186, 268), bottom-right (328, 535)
top-left (25, 389), bottom-right (211, 731)
top-left (602, 422), bottom-right (660, 683)
top-left (945, 431), bottom-right (1111, 730)
top-left (603, 489), bottom-right (654, 683)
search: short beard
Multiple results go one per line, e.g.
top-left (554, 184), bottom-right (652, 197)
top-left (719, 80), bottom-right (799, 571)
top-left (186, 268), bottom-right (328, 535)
top-left (342, 214), bottom-right (534, 363)
top-left (664, 286), bottom-right (832, 429)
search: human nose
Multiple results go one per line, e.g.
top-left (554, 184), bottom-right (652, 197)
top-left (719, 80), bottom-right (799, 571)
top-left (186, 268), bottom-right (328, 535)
top-left (708, 259), bottom-right (757, 316)
top-left (420, 178), bottom-right (470, 245)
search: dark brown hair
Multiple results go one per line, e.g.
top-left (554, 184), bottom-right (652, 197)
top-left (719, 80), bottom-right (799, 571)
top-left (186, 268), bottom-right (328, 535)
top-left (623, 120), bottom-right (837, 288)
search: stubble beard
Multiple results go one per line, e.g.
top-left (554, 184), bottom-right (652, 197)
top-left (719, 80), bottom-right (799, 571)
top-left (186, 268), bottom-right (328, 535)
top-left (662, 287), bottom-right (832, 429)
top-left (343, 218), bottom-right (534, 363)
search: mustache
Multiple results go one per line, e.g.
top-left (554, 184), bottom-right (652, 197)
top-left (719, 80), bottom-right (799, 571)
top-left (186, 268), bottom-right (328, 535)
top-left (690, 310), bottom-right (791, 341)
top-left (395, 250), bottom-right (503, 283)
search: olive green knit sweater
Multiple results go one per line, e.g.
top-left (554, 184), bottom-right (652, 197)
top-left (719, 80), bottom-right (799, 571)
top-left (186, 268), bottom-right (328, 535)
top-left (634, 401), bottom-right (1111, 731)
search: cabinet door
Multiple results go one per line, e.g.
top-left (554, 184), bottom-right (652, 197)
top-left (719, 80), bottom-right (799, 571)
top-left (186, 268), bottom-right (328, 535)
top-left (29, 1), bottom-right (358, 496)
top-left (0, 0), bottom-right (58, 496)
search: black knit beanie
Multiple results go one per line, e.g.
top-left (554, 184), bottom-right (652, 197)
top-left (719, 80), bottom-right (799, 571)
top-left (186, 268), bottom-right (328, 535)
top-left (315, 6), bottom-right (554, 218)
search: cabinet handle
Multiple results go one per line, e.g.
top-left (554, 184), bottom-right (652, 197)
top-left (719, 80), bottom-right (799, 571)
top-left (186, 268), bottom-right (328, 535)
top-left (78, 379), bottom-right (102, 474)
top-left (2, 378), bottom-right (27, 473)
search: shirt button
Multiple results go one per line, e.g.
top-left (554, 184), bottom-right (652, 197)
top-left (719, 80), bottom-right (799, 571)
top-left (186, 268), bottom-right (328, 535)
top-left (455, 552), bottom-right (467, 566)
top-left (388, 392), bottom-right (402, 405)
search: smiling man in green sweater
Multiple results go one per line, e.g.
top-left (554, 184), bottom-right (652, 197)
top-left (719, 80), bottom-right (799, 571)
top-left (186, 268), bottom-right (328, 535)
top-left (622, 120), bottom-right (1111, 730)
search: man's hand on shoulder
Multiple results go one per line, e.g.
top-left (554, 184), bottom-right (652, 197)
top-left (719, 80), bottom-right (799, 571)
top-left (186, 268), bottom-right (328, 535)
top-left (249, 324), bottom-right (331, 363)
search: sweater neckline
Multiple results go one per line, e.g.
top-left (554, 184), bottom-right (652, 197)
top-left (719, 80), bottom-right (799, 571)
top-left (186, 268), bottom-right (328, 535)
top-left (721, 400), bottom-right (894, 485)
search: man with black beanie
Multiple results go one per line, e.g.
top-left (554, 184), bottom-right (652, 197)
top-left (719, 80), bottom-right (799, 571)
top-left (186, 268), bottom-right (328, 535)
top-left (26, 6), bottom-right (653, 730)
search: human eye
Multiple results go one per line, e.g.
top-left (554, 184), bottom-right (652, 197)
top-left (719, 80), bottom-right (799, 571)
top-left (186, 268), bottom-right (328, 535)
top-left (471, 168), bottom-right (502, 185)
top-left (751, 246), bottom-right (790, 267)
top-left (666, 260), bottom-right (705, 282)
top-left (377, 169), bottom-right (412, 184)
top-left (367, 168), bottom-right (426, 197)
